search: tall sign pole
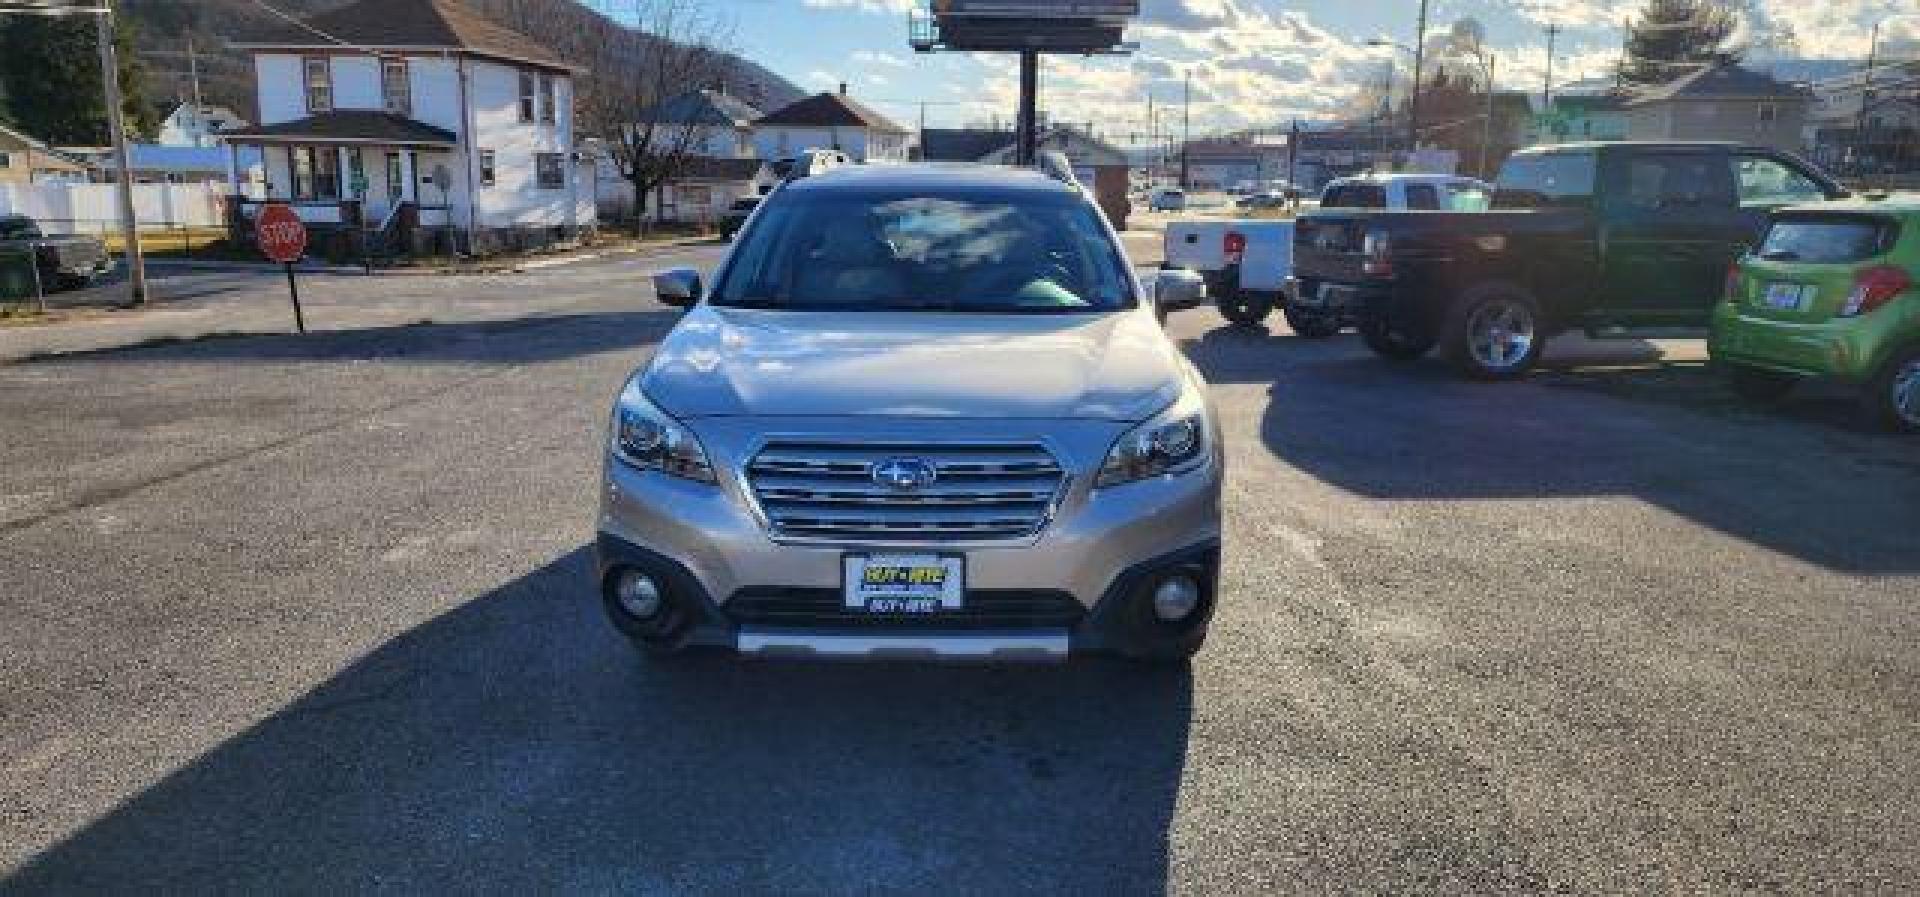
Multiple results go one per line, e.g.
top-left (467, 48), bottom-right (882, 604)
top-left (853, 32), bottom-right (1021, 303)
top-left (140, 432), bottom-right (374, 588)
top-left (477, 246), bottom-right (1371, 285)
top-left (1543, 24), bottom-right (1561, 108)
top-left (1016, 50), bottom-right (1039, 165)
top-left (95, 0), bottom-right (147, 306)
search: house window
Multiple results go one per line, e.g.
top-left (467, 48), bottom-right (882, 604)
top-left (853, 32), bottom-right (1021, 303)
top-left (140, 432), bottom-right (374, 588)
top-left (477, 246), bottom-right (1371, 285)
top-left (478, 149), bottom-right (496, 187)
top-left (535, 152), bottom-right (565, 189)
top-left (303, 57), bottom-right (332, 112)
top-left (519, 71), bottom-right (536, 123)
top-left (0, 151), bottom-right (11, 169)
top-left (385, 152), bottom-right (404, 200)
top-left (289, 146), bottom-right (340, 200)
top-left (678, 185), bottom-right (711, 206)
top-left (539, 73), bottom-right (556, 124)
top-left (1758, 103), bottom-right (1778, 125)
top-left (381, 58), bottom-right (410, 115)
top-left (345, 148), bottom-right (365, 197)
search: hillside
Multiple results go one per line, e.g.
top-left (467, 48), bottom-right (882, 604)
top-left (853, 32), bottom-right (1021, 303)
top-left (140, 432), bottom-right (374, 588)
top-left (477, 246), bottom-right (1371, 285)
top-left (120, 0), bottom-right (802, 124)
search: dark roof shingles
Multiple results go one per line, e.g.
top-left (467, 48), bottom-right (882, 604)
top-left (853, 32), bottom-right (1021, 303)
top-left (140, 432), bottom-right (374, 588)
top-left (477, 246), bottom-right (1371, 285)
top-left (756, 93), bottom-right (908, 133)
top-left (220, 111), bottom-right (457, 144)
top-left (236, 0), bottom-right (566, 69)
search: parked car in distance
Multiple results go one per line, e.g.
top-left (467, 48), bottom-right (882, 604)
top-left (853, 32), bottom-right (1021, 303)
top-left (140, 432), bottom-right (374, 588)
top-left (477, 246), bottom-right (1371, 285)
top-left (0, 214), bottom-right (114, 291)
top-left (1710, 195), bottom-right (1920, 431)
top-left (1236, 191), bottom-right (1290, 210)
top-left (1291, 142), bottom-right (1845, 377)
top-left (718, 196), bottom-right (759, 241)
top-left (1149, 187), bottom-right (1187, 212)
top-left (602, 163), bottom-right (1222, 663)
top-left (1318, 173), bottom-right (1492, 212)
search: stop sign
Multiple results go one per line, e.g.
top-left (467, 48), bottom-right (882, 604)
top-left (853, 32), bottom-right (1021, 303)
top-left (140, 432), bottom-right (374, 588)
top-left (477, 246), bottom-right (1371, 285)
top-left (255, 203), bottom-right (308, 264)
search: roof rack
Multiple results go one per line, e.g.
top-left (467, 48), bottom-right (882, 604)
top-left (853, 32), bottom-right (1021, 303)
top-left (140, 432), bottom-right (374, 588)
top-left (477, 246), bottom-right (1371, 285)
top-left (1035, 150), bottom-right (1080, 188)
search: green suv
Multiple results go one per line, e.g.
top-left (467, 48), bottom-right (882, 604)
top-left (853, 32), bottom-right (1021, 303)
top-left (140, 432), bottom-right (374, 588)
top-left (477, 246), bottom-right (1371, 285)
top-left (1710, 196), bottom-right (1920, 432)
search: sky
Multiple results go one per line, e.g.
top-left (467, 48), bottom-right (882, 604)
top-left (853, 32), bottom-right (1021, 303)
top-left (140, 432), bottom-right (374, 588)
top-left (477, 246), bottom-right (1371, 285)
top-left (694, 0), bottom-right (1920, 145)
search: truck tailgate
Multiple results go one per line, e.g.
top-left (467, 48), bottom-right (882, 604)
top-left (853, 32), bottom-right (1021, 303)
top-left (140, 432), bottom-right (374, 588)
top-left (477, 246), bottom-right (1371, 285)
top-left (1164, 221), bottom-right (1228, 271)
top-left (1292, 214), bottom-right (1369, 283)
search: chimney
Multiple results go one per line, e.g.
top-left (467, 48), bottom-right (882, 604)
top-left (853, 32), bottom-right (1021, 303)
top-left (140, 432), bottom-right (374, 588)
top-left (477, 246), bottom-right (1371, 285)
top-left (839, 82), bottom-right (848, 96)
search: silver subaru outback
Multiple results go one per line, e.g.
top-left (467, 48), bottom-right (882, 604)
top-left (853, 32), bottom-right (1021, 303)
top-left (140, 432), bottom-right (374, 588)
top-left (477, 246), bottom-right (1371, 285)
top-left (595, 163), bottom-right (1221, 661)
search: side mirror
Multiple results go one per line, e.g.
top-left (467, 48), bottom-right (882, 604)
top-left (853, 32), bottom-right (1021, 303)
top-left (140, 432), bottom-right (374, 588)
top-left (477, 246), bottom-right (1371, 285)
top-left (652, 268), bottom-right (702, 307)
top-left (1152, 268), bottom-right (1206, 312)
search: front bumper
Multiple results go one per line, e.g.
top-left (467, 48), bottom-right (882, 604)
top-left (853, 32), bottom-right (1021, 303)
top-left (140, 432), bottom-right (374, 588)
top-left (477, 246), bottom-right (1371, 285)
top-left (1709, 302), bottom-right (1912, 382)
top-left (593, 425), bottom-right (1224, 661)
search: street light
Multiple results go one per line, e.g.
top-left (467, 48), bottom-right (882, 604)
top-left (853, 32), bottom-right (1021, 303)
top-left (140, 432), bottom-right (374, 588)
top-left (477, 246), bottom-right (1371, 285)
top-left (0, 0), bottom-right (146, 307)
top-left (1366, 38), bottom-right (1417, 157)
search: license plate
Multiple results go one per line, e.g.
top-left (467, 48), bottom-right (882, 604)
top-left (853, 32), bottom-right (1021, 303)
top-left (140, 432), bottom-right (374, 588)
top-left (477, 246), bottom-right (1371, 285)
top-left (843, 554), bottom-right (963, 613)
top-left (1763, 282), bottom-right (1815, 311)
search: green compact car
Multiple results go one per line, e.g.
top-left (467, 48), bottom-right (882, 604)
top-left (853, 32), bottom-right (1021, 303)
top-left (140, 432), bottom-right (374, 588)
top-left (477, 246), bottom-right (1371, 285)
top-left (1710, 197), bottom-right (1920, 432)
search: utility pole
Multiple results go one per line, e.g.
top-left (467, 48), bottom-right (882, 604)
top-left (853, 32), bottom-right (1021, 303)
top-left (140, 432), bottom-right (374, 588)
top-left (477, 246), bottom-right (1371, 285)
top-left (1408, 0), bottom-right (1430, 155)
top-left (1479, 54), bottom-right (1496, 178)
top-left (1016, 50), bottom-right (1039, 165)
top-left (1853, 22), bottom-right (1881, 179)
top-left (1286, 119), bottom-right (1299, 191)
top-left (1146, 93), bottom-right (1155, 181)
top-left (1543, 24), bottom-right (1560, 108)
top-left (96, 1), bottom-right (147, 306)
top-left (1180, 69), bottom-right (1190, 189)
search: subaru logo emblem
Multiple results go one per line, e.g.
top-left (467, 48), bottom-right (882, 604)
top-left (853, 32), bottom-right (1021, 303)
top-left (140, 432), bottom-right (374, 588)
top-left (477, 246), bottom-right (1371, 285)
top-left (872, 457), bottom-right (938, 491)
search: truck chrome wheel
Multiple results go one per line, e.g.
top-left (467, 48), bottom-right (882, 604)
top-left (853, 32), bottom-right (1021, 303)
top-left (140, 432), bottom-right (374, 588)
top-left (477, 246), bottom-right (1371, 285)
top-left (1467, 299), bottom-right (1536, 373)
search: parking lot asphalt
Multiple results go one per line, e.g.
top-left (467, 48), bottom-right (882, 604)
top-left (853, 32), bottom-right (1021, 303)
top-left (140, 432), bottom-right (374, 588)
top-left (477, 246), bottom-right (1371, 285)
top-left (1, 243), bottom-right (1915, 892)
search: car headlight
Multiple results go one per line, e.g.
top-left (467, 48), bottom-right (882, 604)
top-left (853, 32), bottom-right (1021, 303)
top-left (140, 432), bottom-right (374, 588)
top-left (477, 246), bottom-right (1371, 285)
top-left (609, 378), bottom-right (715, 483)
top-left (1096, 390), bottom-right (1209, 488)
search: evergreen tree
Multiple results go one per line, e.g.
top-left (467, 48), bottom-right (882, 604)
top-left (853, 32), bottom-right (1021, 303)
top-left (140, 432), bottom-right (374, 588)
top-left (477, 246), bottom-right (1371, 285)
top-left (0, 13), bottom-right (155, 144)
top-left (1618, 0), bottom-right (1742, 87)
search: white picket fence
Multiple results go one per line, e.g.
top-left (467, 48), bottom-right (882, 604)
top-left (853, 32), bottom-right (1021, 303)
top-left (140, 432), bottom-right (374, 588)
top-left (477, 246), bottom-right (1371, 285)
top-left (0, 183), bottom-right (227, 233)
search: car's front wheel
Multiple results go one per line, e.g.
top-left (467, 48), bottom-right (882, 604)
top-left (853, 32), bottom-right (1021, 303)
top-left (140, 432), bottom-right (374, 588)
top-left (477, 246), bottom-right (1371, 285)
top-left (1443, 286), bottom-right (1544, 379)
top-left (1726, 364), bottom-right (1799, 403)
top-left (1865, 345), bottom-right (1920, 434)
top-left (1217, 291), bottom-right (1271, 327)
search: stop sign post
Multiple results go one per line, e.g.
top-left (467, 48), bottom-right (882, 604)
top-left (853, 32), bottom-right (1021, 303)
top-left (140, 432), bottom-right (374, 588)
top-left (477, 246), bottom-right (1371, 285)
top-left (254, 203), bottom-right (309, 333)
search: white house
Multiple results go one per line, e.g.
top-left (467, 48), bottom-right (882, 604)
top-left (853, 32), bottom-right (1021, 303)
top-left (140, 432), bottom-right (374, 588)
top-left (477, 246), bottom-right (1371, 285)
top-left (752, 85), bottom-right (912, 163)
top-left (157, 102), bottom-right (251, 148)
top-left (222, 0), bottom-right (593, 255)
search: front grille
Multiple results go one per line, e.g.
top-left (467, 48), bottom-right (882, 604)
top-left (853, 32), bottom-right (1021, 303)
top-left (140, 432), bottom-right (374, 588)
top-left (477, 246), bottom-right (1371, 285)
top-left (745, 440), bottom-right (1065, 543)
top-left (726, 588), bottom-right (1085, 629)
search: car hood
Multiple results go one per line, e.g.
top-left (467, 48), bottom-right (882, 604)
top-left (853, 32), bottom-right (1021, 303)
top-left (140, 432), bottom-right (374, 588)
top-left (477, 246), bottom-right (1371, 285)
top-left (642, 306), bottom-right (1186, 421)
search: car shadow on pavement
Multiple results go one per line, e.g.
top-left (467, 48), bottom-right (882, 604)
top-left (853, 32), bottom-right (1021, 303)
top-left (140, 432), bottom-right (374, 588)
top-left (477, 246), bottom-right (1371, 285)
top-left (6, 548), bottom-right (1193, 893)
top-left (22, 310), bottom-right (686, 367)
top-left (1183, 324), bottom-right (1920, 575)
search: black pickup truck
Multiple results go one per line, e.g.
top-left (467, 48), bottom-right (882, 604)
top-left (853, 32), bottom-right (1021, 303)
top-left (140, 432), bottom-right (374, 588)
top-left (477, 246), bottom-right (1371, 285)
top-left (0, 214), bottom-right (115, 292)
top-left (1289, 142), bottom-right (1846, 378)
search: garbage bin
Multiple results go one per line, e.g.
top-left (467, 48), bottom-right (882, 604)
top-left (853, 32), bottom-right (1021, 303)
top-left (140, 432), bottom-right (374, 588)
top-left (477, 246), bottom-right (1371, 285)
top-left (0, 247), bottom-right (35, 302)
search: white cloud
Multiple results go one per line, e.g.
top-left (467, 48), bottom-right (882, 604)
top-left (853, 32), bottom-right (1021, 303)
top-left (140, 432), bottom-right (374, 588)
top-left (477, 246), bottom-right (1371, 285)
top-left (853, 49), bottom-right (908, 67)
top-left (799, 0), bottom-right (914, 12)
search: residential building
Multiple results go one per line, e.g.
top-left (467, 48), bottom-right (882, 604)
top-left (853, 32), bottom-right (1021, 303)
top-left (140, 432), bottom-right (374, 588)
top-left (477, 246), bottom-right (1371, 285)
top-left (921, 125), bottom-right (1133, 227)
top-left (1804, 63), bottom-right (1920, 177)
top-left (1623, 62), bottom-right (1812, 154)
top-left (1522, 94), bottom-right (1629, 146)
top-left (157, 102), bottom-right (251, 148)
top-left (221, 0), bottom-right (593, 255)
top-left (648, 89), bottom-right (763, 159)
top-left (1178, 137), bottom-right (1291, 191)
top-left (0, 125), bottom-right (88, 185)
top-left (752, 85), bottom-right (911, 163)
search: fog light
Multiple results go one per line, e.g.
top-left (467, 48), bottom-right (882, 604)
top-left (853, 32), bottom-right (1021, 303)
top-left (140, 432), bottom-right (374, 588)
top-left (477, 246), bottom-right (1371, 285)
top-left (614, 569), bottom-right (663, 619)
top-left (1151, 574), bottom-right (1201, 622)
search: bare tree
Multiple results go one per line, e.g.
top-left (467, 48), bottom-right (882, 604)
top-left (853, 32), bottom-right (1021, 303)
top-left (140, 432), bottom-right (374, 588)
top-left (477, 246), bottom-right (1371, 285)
top-left (573, 0), bottom-right (736, 235)
top-left (468, 0), bottom-right (737, 235)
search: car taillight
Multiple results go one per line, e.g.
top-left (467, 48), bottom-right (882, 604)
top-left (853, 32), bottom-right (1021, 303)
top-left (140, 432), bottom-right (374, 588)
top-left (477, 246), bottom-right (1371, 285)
top-left (1223, 231), bottom-right (1246, 265)
top-left (1723, 260), bottom-right (1744, 304)
top-left (1361, 230), bottom-right (1392, 277)
top-left (1841, 265), bottom-right (1912, 317)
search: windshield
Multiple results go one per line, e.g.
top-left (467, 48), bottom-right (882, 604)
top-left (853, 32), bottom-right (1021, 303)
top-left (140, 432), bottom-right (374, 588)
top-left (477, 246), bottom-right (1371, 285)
top-left (711, 190), bottom-right (1135, 312)
top-left (1758, 216), bottom-right (1897, 263)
